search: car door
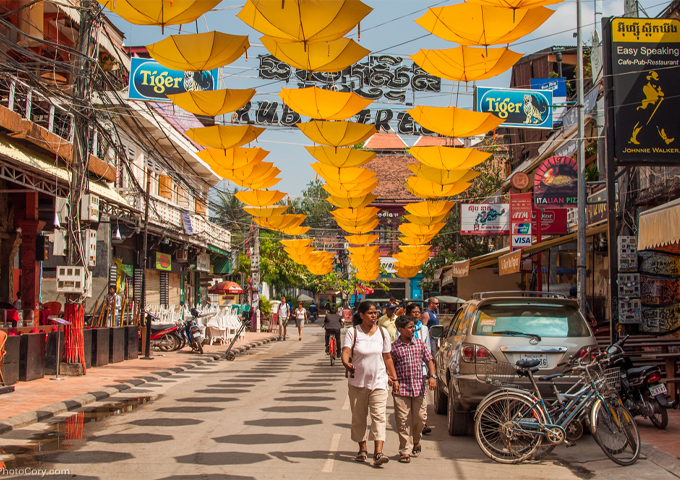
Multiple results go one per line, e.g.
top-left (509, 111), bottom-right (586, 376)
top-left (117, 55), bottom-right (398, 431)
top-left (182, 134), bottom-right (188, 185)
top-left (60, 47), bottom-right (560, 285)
top-left (438, 306), bottom-right (467, 395)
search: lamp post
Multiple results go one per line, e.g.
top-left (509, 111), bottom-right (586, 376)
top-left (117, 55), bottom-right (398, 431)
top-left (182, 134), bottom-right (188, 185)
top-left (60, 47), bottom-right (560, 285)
top-left (576, 0), bottom-right (587, 315)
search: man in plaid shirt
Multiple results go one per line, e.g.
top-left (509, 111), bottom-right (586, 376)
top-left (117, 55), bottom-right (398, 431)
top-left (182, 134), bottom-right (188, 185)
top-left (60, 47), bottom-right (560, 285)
top-left (390, 315), bottom-right (437, 463)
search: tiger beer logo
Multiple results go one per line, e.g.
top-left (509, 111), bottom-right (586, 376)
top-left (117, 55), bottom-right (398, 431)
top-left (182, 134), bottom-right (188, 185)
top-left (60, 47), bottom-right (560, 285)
top-left (129, 58), bottom-right (218, 102)
top-left (477, 87), bottom-right (553, 130)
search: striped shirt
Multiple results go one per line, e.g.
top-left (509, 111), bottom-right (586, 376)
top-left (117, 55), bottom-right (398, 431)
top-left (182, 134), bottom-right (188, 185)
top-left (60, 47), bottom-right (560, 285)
top-left (390, 337), bottom-right (434, 397)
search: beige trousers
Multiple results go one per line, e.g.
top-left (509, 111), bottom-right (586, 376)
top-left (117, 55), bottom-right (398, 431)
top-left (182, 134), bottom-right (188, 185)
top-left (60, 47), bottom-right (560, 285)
top-left (348, 385), bottom-right (389, 442)
top-left (393, 395), bottom-right (427, 455)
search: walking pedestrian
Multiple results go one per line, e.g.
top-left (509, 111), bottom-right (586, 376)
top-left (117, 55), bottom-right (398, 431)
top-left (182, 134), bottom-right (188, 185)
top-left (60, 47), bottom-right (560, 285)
top-left (342, 300), bottom-right (399, 466)
top-left (390, 315), bottom-right (437, 463)
top-left (405, 303), bottom-right (433, 435)
top-left (277, 296), bottom-right (290, 341)
top-left (323, 305), bottom-right (342, 356)
top-left (377, 303), bottom-right (397, 342)
top-left (295, 301), bottom-right (307, 341)
top-left (422, 297), bottom-right (440, 354)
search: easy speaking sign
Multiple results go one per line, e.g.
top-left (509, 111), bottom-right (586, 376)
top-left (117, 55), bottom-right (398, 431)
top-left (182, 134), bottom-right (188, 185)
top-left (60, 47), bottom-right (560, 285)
top-left (128, 57), bottom-right (219, 102)
top-left (476, 86), bottom-right (553, 129)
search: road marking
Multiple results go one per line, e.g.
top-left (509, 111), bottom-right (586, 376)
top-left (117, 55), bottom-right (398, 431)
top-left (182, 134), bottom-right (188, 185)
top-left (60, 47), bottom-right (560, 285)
top-left (322, 433), bottom-right (342, 473)
top-left (342, 396), bottom-right (350, 411)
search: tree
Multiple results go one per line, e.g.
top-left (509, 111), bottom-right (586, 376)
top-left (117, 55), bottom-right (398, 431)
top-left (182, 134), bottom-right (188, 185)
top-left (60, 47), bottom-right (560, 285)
top-left (213, 187), bottom-right (250, 247)
top-left (296, 179), bottom-right (334, 229)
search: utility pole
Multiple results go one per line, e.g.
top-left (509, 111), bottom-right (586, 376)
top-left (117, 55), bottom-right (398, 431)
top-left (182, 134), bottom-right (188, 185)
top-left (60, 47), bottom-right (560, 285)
top-left (576, 0), bottom-right (587, 315)
top-left (250, 222), bottom-right (260, 332)
top-left (141, 171), bottom-right (152, 359)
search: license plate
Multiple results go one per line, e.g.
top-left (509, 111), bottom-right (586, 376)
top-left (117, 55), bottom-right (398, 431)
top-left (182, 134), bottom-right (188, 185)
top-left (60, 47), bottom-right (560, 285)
top-left (521, 354), bottom-right (548, 368)
top-left (649, 384), bottom-right (667, 397)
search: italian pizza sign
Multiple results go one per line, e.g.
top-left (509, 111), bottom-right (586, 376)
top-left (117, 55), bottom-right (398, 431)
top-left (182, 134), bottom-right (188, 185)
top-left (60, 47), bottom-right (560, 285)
top-left (534, 156), bottom-right (577, 208)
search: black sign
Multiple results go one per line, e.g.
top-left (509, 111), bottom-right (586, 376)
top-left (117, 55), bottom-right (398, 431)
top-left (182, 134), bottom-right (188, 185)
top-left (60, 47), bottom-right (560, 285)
top-left (533, 156), bottom-right (578, 208)
top-left (610, 17), bottom-right (680, 164)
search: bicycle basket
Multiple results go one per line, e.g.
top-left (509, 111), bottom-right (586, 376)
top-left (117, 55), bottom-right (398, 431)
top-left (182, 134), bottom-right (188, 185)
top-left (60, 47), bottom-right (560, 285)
top-left (602, 367), bottom-right (621, 392)
top-left (477, 361), bottom-right (519, 387)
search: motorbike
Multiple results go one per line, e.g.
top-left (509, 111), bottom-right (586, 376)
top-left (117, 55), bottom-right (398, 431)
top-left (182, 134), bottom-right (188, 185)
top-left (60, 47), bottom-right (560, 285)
top-left (146, 312), bottom-right (180, 351)
top-left (608, 334), bottom-right (674, 429)
top-left (185, 308), bottom-right (206, 354)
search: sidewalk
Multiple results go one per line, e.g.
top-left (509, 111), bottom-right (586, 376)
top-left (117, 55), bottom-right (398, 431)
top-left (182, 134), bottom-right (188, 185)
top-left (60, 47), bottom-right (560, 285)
top-left (0, 331), bottom-right (277, 433)
top-left (639, 408), bottom-right (680, 459)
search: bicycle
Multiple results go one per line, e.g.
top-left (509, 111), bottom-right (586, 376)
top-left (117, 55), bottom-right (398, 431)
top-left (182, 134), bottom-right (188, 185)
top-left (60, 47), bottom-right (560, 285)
top-left (328, 334), bottom-right (337, 366)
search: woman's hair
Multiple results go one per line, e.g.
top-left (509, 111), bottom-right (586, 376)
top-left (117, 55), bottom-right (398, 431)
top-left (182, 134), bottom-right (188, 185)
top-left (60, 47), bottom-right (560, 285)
top-left (396, 315), bottom-right (414, 330)
top-left (352, 300), bottom-right (376, 325)
top-left (405, 303), bottom-right (421, 317)
top-left (329, 305), bottom-right (337, 314)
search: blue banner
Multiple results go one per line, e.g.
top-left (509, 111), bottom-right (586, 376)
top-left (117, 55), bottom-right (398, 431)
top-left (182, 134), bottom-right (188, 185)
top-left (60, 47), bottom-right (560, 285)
top-left (530, 77), bottom-right (567, 98)
top-left (128, 57), bottom-right (219, 102)
top-left (476, 86), bottom-right (553, 130)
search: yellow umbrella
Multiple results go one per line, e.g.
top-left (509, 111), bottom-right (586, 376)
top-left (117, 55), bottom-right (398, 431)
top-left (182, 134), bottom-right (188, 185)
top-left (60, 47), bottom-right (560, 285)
top-left (327, 194), bottom-right (377, 209)
top-left (468, 0), bottom-right (562, 9)
top-left (345, 234), bottom-right (378, 245)
top-left (348, 246), bottom-right (379, 256)
top-left (147, 32), bottom-right (250, 71)
top-left (411, 46), bottom-right (522, 82)
top-left (409, 165), bottom-right (481, 185)
top-left (237, 0), bottom-right (372, 43)
top-left (356, 272), bottom-right (379, 281)
top-left (235, 189), bottom-right (286, 207)
top-left (284, 245), bottom-right (314, 255)
top-left (415, 4), bottom-right (554, 46)
top-left (406, 177), bottom-right (472, 199)
top-left (404, 212), bottom-right (449, 226)
top-left (407, 106), bottom-right (503, 138)
top-left (186, 125), bottom-right (265, 150)
top-left (281, 239), bottom-right (313, 248)
top-left (331, 207), bottom-right (379, 223)
top-left (399, 245), bottom-right (432, 255)
top-left (243, 205), bottom-right (289, 217)
top-left (197, 147), bottom-right (268, 173)
top-left (97, 0), bottom-right (220, 30)
top-left (298, 121), bottom-right (376, 147)
top-left (337, 218), bottom-right (379, 234)
top-left (280, 87), bottom-right (373, 121)
top-left (281, 225), bottom-right (310, 235)
top-left (261, 36), bottom-right (369, 73)
top-left (404, 200), bottom-right (455, 217)
top-left (399, 222), bottom-right (446, 237)
top-left (393, 253), bottom-right (429, 266)
top-left (409, 146), bottom-right (492, 170)
top-left (254, 214), bottom-right (305, 230)
top-left (167, 89), bottom-right (256, 117)
top-left (399, 235), bottom-right (436, 245)
top-left (218, 162), bottom-right (280, 185)
top-left (395, 268), bottom-right (420, 279)
top-left (311, 163), bottom-right (376, 185)
top-left (336, 215), bottom-right (378, 228)
top-left (306, 146), bottom-right (376, 168)
top-left (240, 174), bottom-right (281, 190)
top-left (323, 180), bottom-right (377, 198)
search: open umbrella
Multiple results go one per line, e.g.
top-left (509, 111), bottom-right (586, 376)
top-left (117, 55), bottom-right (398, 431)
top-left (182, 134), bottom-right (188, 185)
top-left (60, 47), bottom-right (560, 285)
top-left (281, 239), bottom-right (313, 248)
top-left (399, 245), bottom-right (432, 255)
top-left (409, 165), bottom-right (481, 185)
top-left (235, 189), bottom-right (286, 207)
top-left (280, 87), bottom-right (373, 120)
top-left (186, 125), bottom-right (265, 150)
top-left (197, 147), bottom-right (268, 173)
top-left (243, 205), bottom-right (289, 217)
top-left (312, 163), bottom-right (376, 185)
top-left (239, 174), bottom-right (282, 190)
top-left (147, 32), bottom-right (250, 71)
top-left (327, 194), bottom-right (377, 209)
top-left (409, 146), bottom-right (492, 170)
top-left (395, 266), bottom-right (421, 278)
top-left (348, 245), bottom-right (379, 256)
top-left (399, 222), bottom-right (446, 237)
top-left (208, 281), bottom-right (244, 294)
top-left (399, 234), bottom-right (437, 245)
top-left (167, 89), bottom-right (256, 117)
top-left (97, 0), bottom-right (220, 31)
top-left (298, 121), bottom-right (376, 147)
top-left (406, 177), bottom-right (471, 198)
top-left (261, 36), bottom-right (369, 73)
top-left (393, 252), bottom-right (429, 266)
top-left (336, 218), bottom-right (379, 234)
top-left (345, 234), bottom-right (378, 245)
top-left (281, 225), bottom-right (310, 235)
top-left (306, 146), bottom-right (376, 168)
top-left (408, 106), bottom-right (503, 138)
top-left (436, 295), bottom-right (466, 304)
top-left (404, 200), bottom-right (455, 218)
top-left (323, 180), bottom-right (378, 198)
top-left (217, 162), bottom-right (280, 186)
top-left (403, 212), bottom-right (450, 226)
top-left (468, 0), bottom-right (562, 9)
top-left (254, 214), bottom-right (305, 230)
top-left (356, 271), bottom-right (380, 281)
top-left (411, 46), bottom-right (523, 82)
top-left (331, 207), bottom-right (380, 223)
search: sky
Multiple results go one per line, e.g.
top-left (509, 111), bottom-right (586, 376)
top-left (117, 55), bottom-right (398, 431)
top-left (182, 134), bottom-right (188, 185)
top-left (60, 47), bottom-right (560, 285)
top-left (106, 0), bottom-right (671, 197)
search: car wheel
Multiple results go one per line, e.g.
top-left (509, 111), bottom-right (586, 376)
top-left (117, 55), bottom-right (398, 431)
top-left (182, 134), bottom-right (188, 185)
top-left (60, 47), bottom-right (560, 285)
top-left (447, 376), bottom-right (470, 436)
top-left (433, 375), bottom-right (447, 415)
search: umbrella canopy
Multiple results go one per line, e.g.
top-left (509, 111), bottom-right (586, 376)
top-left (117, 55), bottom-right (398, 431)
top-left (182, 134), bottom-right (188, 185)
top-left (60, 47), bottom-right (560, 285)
top-left (261, 36), bottom-right (369, 73)
top-left (306, 146), bottom-right (376, 168)
top-left (403, 212), bottom-right (449, 226)
top-left (356, 271), bottom-right (379, 281)
top-left (411, 46), bottom-right (522, 82)
top-left (312, 163), bottom-right (376, 185)
top-left (436, 295), bottom-right (466, 304)
top-left (208, 281), bottom-right (244, 294)
top-left (408, 164), bottom-right (481, 185)
top-left (323, 180), bottom-right (378, 198)
top-left (409, 146), bottom-right (491, 170)
top-left (468, 0), bottom-right (562, 9)
top-left (186, 125), bottom-right (265, 150)
top-left (280, 87), bottom-right (372, 120)
top-left (408, 106), bottom-right (503, 138)
top-left (239, 174), bottom-right (282, 190)
top-left (399, 245), bottom-right (432, 255)
top-left (197, 147), bottom-right (268, 173)
top-left (243, 205), bottom-right (289, 217)
top-left (235, 189), bottom-right (286, 206)
top-left (167, 89), bottom-right (255, 117)
top-left (406, 177), bottom-right (471, 198)
top-left (281, 225), bottom-right (310, 235)
top-left (404, 200), bottom-right (455, 218)
top-left (337, 218), bottom-right (379, 234)
top-left (393, 252), bottom-right (429, 266)
top-left (298, 294), bottom-right (316, 302)
top-left (281, 239), bottom-right (313, 248)
top-left (331, 207), bottom-right (380, 223)
top-left (97, 0), bottom-right (220, 28)
top-left (348, 246), bottom-right (379, 256)
top-left (327, 194), bottom-right (377, 208)
top-left (399, 234), bottom-right (437, 245)
top-left (395, 266), bottom-right (421, 278)
top-left (415, 3), bottom-right (554, 46)
top-left (298, 121), bottom-right (376, 147)
top-left (254, 214), bottom-right (306, 230)
top-left (147, 32), bottom-right (249, 71)
top-left (345, 234), bottom-right (378, 245)
top-left (399, 222), bottom-right (446, 237)
top-left (217, 161), bottom-right (280, 185)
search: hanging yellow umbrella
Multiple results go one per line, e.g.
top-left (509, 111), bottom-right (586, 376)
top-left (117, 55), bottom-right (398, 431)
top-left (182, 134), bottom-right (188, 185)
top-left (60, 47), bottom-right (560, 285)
top-left (308, 264), bottom-right (334, 275)
top-left (281, 225), bottom-right (310, 235)
top-left (409, 165), bottom-right (481, 185)
top-left (254, 214), bottom-right (305, 230)
top-left (235, 189), bottom-right (286, 207)
top-left (399, 245), bottom-right (432, 255)
top-left (198, 147), bottom-right (268, 173)
top-left (393, 253), bottom-right (429, 267)
top-left (186, 125), bottom-right (265, 150)
top-left (147, 32), bottom-right (250, 71)
top-left (404, 212), bottom-right (450, 226)
top-left (409, 146), bottom-right (492, 170)
top-left (399, 222), bottom-right (446, 237)
top-left (241, 174), bottom-right (282, 190)
top-left (411, 46), bottom-right (522, 82)
top-left (299, 121), bottom-right (376, 147)
top-left (407, 106), bottom-right (503, 138)
top-left (261, 36), bottom-right (369, 73)
top-left (404, 200), bottom-right (455, 218)
top-left (356, 271), bottom-right (379, 281)
top-left (323, 180), bottom-right (377, 198)
top-left (281, 239), bottom-right (313, 248)
top-left (399, 234), bottom-right (436, 245)
top-left (218, 162), bottom-right (280, 185)
top-left (243, 205), bottom-right (289, 217)
top-left (97, 0), bottom-right (220, 30)
top-left (284, 245), bottom-right (314, 255)
top-left (327, 194), bottom-right (377, 209)
top-left (468, 0), bottom-right (562, 9)
top-left (311, 163), bottom-right (376, 185)
top-left (337, 218), bottom-right (379, 234)
top-left (406, 177), bottom-right (472, 199)
top-left (280, 87), bottom-right (373, 121)
top-left (345, 234), bottom-right (378, 245)
top-left (415, 3), bottom-right (554, 46)
top-left (395, 265), bottom-right (421, 278)
top-left (167, 89), bottom-right (256, 117)
top-left (336, 216), bottom-right (378, 228)
top-left (331, 207), bottom-right (380, 223)
top-left (306, 146), bottom-right (376, 168)
top-left (348, 246), bottom-right (379, 256)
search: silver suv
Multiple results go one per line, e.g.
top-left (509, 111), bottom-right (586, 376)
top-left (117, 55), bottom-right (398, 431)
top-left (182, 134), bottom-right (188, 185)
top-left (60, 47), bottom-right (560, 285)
top-left (429, 291), bottom-right (597, 436)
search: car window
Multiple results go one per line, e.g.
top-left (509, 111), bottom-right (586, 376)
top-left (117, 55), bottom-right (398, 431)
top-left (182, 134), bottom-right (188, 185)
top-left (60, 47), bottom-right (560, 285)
top-left (456, 305), bottom-right (476, 336)
top-left (471, 303), bottom-right (591, 337)
top-left (446, 306), bottom-right (466, 339)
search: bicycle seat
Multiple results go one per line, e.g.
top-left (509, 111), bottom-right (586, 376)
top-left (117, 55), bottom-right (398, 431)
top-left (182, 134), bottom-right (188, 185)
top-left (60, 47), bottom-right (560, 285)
top-left (538, 373), bottom-right (565, 382)
top-left (516, 358), bottom-right (542, 369)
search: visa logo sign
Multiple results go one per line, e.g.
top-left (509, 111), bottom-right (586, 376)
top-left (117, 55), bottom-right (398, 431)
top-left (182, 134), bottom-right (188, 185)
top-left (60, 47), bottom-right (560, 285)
top-left (512, 235), bottom-right (532, 247)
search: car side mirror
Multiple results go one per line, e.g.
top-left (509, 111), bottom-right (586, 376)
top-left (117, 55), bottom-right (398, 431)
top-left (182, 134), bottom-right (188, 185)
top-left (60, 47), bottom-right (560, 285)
top-left (430, 325), bottom-right (444, 339)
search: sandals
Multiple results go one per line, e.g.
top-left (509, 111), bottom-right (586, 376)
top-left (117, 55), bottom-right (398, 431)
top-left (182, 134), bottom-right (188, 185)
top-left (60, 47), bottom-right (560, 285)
top-left (373, 452), bottom-right (389, 466)
top-left (412, 445), bottom-right (421, 457)
top-left (355, 450), bottom-right (368, 462)
top-left (399, 454), bottom-right (411, 463)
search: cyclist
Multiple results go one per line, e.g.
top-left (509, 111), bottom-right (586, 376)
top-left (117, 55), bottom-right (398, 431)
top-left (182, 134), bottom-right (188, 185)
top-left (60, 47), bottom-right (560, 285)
top-left (323, 305), bottom-right (343, 356)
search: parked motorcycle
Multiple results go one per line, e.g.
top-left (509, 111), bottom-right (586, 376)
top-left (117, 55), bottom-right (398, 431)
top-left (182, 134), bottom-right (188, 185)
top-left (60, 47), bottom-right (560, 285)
top-left (185, 308), bottom-right (206, 354)
top-left (146, 312), bottom-right (180, 351)
top-left (608, 335), bottom-right (673, 429)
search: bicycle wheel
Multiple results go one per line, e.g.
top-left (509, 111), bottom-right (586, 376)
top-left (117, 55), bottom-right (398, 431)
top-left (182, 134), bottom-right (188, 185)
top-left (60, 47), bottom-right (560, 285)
top-left (329, 338), bottom-right (336, 366)
top-left (590, 396), bottom-right (641, 466)
top-left (474, 392), bottom-right (545, 464)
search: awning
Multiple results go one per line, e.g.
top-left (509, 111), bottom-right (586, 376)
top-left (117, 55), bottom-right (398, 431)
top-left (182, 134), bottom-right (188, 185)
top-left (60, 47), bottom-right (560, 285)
top-left (207, 244), bottom-right (229, 256)
top-left (638, 197), bottom-right (680, 250)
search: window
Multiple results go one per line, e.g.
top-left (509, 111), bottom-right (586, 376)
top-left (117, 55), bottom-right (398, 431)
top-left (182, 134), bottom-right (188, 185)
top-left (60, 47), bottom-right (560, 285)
top-left (446, 306), bottom-right (466, 339)
top-left (472, 303), bottom-right (591, 337)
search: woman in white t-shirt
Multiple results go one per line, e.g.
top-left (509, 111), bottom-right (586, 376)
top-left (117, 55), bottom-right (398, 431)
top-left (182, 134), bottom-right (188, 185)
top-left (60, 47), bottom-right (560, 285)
top-left (295, 301), bottom-right (307, 341)
top-left (342, 300), bottom-right (398, 466)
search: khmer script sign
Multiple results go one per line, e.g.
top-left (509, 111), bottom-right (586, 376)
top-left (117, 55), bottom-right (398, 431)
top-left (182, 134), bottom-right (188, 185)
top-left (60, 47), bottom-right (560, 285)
top-left (460, 204), bottom-right (510, 235)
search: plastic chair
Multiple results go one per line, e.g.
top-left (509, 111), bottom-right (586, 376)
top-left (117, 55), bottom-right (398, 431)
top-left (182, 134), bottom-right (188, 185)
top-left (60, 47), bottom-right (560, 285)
top-left (43, 302), bottom-right (62, 317)
top-left (0, 329), bottom-right (7, 386)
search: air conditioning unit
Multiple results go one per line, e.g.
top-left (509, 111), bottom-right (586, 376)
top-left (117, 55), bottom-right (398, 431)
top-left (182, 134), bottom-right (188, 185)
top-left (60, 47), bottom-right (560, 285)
top-left (52, 230), bottom-right (67, 256)
top-left (81, 194), bottom-right (100, 223)
top-left (83, 229), bottom-right (97, 267)
top-left (176, 249), bottom-right (188, 262)
top-left (56, 266), bottom-right (86, 293)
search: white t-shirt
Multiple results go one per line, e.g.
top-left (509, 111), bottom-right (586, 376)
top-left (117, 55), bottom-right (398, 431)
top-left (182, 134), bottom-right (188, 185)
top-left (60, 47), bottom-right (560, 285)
top-left (295, 308), bottom-right (306, 320)
top-left (278, 303), bottom-right (289, 318)
top-left (344, 326), bottom-right (391, 390)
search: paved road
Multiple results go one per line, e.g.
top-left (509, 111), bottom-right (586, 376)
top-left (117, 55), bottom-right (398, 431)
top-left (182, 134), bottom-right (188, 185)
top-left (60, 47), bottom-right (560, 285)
top-left (1, 325), bottom-right (678, 480)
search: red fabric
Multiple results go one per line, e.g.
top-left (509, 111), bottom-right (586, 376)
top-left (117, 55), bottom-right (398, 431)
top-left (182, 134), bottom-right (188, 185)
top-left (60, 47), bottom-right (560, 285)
top-left (63, 303), bottom-right (86, 372)
top-left (5, 309), bottom-right (20, 324)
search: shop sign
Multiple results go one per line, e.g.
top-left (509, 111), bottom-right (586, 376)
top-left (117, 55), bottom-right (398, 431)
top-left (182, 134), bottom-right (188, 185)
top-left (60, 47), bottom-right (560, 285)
top-left (181, 209), bottom-right (193, 236)
top-left (442, 267), bottom-right (455, 286)
top-left (433, 268), bottom-right (443, 280)
top-left (461, 203), bottom-right (510, 235)
top-left (587, 189), bottom-right (608, 226)
top-left (499, 250), bottom-right (522, 276)
top-left (451, 260), bottom-right (470, 278)
top-left (510, 192), bottom-right (533, 251)
top-left (531, 208), bottom-right (569, 234)
top-left (196, 253), bottom-right (210, 273)
top-left (155, 252), bottom-right (171, 271)
top-left (510, 171), bottom-right (530, 190)
top-left (534, 156), bottom-right (578, 208)
top-left (476, 86), bottom-right (553, 130)
top-left (531, 77), bottom-right (567, 125)
top-left (608, 18), bottom-right (680, 164)
top-left (128, 57), bottom-right (219, 102)
top-left (121, 264), bottom-right (134, 277)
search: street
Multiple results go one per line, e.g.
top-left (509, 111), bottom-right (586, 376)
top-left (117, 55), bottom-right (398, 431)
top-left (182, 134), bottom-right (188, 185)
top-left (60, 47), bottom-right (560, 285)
top-left (1, 325), bottom-right (678, 480)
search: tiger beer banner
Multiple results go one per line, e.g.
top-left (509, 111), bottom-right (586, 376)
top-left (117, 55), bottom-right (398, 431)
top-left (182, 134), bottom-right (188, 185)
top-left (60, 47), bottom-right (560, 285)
top-left (476, 86), bottom-right (553, 130)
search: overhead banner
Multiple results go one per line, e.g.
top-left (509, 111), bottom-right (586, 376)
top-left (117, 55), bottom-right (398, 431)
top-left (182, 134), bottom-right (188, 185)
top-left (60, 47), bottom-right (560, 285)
top-left (510, 192), bottom-right (533, 251)
top-left (534, 156), bottom-right (578, 208)
top-left (128, 57), bottom-right (219, 102)
top-left (461, 204), bottom-right (510, 235)
top-left (476, 86), bottom-right (553, 129)
top-left (609, 17), bottom-right (680, 164)
top-left (531, 77), bottom-right (567, 125)
top-left (499, 250), bottom-right (522, 276)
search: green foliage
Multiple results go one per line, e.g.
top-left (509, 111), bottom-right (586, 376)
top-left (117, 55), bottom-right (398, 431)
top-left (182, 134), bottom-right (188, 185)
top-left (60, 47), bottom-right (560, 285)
top-left (260, 296), bottom-right (273, 316)
top-left (585, 165), bottom-right (599, 181)
top-left (296, 179), bottom-right (333, 228)
top-left (213, 187), bottom-right (250, 247)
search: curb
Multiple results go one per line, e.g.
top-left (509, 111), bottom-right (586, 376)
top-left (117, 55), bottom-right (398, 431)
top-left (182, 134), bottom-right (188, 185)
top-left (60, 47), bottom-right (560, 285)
top-left (0, 335), bottom-right (278, 435)
top-left (642, 441), bottom-right (680, 477)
